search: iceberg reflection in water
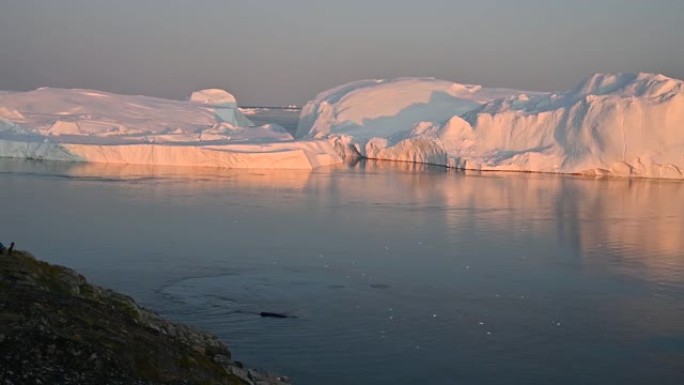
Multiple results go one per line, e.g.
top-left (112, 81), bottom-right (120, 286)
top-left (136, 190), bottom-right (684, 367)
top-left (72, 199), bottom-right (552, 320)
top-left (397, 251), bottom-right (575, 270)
top-left (1, 158), bottom-right (682, 385)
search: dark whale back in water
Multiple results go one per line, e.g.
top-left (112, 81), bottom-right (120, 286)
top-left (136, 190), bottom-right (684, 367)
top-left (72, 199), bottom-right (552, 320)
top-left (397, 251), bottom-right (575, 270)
top-left (259, 312), bottom-right (292, 319)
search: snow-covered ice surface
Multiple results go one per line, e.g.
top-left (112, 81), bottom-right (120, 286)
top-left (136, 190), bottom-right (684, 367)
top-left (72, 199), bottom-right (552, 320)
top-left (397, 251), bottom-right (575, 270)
top-left (297, 73), bottom-right (684, 179)
top-left (0, 88), bottom-right (340, 169)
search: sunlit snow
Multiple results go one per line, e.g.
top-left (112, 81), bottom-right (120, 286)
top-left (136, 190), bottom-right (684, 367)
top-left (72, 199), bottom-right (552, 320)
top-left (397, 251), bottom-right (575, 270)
top-left (298, 73), bottom-right (684, 178)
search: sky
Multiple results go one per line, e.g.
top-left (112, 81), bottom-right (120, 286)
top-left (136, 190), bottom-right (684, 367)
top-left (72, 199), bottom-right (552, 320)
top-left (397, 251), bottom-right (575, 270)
top-left (1, 0), bottom-right (683, 106)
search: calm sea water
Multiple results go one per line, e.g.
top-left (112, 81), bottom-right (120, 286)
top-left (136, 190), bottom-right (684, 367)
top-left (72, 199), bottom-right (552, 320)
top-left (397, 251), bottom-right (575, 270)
top-left (1, 158), bottom-right (683, 385)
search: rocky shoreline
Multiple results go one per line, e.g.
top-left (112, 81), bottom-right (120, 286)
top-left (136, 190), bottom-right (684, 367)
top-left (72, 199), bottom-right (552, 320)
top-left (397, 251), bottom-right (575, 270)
top-left (0, 250), bottom-right (290, 385)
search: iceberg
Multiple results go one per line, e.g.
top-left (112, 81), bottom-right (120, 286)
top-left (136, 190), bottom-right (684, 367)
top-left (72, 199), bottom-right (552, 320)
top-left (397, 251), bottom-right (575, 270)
top-left (0, 88), bottom-right (341, 169)
top-left (297, 73), bottom-right (684, 178)
top-left (3, 73), bottom-right (682, 177)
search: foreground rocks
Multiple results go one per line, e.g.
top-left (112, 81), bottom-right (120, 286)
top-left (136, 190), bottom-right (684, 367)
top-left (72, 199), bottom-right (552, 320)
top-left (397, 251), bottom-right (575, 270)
top-left (0, 251), bottom-right (290, 385)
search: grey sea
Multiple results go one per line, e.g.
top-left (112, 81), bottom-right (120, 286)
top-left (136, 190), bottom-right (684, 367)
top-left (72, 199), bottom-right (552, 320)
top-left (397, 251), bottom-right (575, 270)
top-left (1, 114), bottom-right (683, 385)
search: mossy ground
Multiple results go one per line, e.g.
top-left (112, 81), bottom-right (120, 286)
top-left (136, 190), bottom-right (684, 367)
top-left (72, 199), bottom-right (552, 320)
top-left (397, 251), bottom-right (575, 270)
top-left (0, 251), bottom-right (246, 385)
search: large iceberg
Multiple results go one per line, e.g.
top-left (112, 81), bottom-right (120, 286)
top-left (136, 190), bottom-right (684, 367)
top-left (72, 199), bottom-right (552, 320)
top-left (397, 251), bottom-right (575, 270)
top-left (297, 73), bottom-right (684, 178)
top-left (0, 88), bottom-right (340, 169)
top-left (3, 74), bottom-right (683, 177)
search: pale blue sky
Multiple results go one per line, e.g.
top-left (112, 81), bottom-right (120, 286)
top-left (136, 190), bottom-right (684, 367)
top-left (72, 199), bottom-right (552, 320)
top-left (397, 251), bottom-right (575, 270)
top-left (1, 0), bottom-right (682, 105)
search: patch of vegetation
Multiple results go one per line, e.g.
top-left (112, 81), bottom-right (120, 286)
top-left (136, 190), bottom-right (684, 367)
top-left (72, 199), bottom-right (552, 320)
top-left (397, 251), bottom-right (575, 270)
top-left (79, 282), bottom-right (98, 298)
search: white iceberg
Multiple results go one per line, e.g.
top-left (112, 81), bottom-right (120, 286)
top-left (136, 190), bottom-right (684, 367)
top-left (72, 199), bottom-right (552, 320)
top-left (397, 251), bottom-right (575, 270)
top-left (0, 88), bottom-right (341, 169)
top-left (3, 73), bottom-right (682, 177)
top-left (297, 73), bottom-right (684, 178)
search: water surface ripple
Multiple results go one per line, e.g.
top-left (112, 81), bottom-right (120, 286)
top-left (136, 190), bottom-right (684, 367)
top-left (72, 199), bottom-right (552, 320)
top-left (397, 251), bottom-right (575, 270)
top-left (1, 159), bottom-right (682, 385)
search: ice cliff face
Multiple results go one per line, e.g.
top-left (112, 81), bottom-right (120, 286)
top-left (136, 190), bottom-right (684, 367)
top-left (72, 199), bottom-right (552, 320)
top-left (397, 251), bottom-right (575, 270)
top-left (298, 73), bottom-right (684, 178)
top-left (0, 88), bottom-right (341, 169)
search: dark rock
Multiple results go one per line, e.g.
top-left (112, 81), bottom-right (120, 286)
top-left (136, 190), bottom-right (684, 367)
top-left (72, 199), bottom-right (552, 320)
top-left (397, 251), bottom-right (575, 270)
top-left (0, 251), bottom-right (291, 385)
